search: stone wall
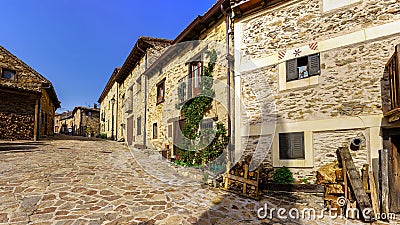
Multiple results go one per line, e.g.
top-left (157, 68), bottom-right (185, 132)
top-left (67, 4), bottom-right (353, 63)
top-left (236, 0), bottom-right (399, 181)
top-left (240, 0), bottom-right (400, 61)
top-left (0, 113), bottom-right (34, 140)
top-left (0, 90), bottom-right (37, 140)
top-left (40, 90), bottom-right (56, 136)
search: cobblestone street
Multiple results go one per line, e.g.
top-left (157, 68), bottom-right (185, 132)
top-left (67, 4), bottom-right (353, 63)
top-left (0, 136), bottom-right (377, 224)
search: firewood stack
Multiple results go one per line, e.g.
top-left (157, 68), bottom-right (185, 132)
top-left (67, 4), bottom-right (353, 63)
top-left (0, 113), bottom-right (34, 140)
top-left (316, 161), bottom-right (345, 208)
top-left (222, 155), bottom-right (260, 199)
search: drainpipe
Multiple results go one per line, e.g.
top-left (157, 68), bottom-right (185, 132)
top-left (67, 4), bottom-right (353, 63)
top-left (222, 5), bottom-right (234, 169)
top-left (116, 85), bottom-right (119, 141)
top-left (137, 43), bottom-right (148, 149)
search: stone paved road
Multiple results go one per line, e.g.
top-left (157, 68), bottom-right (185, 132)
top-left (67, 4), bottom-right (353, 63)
top-left (0, 135), bottom-right (383, 224)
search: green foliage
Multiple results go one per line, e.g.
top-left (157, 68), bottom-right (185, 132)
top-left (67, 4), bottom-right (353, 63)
top-left (96, 133), bottom-right (107, 139)
top-left (299, 177), bottom-right (310, 184)
top-left (273, 167), bottom-right (294, 184)
top-left (177, 49), bottom-right (228, 167)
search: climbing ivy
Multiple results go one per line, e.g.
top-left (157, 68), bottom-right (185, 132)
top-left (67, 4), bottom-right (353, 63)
top-left (177, 50), bottom-right (229, 166)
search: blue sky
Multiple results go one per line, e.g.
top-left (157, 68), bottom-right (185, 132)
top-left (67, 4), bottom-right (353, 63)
top-left (0, 0), bottom-right (216, 112)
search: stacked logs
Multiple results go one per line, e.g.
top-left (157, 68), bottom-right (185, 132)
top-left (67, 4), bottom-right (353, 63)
top-left (224, 155), bottom-right (260, 199)
top-left (316, 161), bottom-right (345, 208)
top-left (0, 113), bottom-right (34, 140)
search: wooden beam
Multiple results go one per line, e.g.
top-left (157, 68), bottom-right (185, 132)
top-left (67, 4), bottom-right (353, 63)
top-left (380, 149), bottom-right (390, 219)
top-left (338, 147), bottom-right (375, 222)
top-left (33, 97), bottom-right (39, 141)
top-left (369, 171), bottom-right (380, 216)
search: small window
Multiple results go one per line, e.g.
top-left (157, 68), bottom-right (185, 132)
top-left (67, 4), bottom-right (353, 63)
top-left (191, 61), bottom-right (202, 96)
top-left (153, 123), bottom-right (158, 139)
top-left (136, 77), bottom-right (142, 92)
top-left (137, 117), bottom-right (141, 135)
top-left (168, 124), bottom-right (172, 138)
top-left (200, 119), bottom-right (214, 130)
top-left (286, 53), bottom-right (320, 82)
top-left (157, 79), bottom-right (165, 104)
top-left (2, 68), bottom-right (16, 80)
top-left (86, 111), bottom-right (92, 116)
top-left (279, 132), bottom-right (305, 160)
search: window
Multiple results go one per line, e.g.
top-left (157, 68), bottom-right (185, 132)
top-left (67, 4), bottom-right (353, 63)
top-left (1, 68), bottom-right (16, 80)
top-left (157, 79), bottom-right (165, 104)
top-left (86, 111), bottom-right (92, 116)
top-left (137, 117), bottom-right (141, 135)
top-left (191, 61), bottom-right (202, 96)
top-left (168, 124), bottom-right (172, 138)
top-left (153, 123), bottom-right (158, 139)
top-left (286, 53), bottom-right (320, 82)
top-left (200, 118), bottom-right (214, 130)
top-left (279, 132), bottom-right (305, 160)
top-left (136, 77), bottom-right (142, 92)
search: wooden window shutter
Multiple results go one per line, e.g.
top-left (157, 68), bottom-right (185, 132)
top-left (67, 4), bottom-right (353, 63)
top-left (291, 132), bottom-right (305, 159)
top-left (286, 58), bottom-right (298, 81)
top-left (279, 133), bottom-right (291, 159)
top-left (308, 53), bottom-right (320, 76)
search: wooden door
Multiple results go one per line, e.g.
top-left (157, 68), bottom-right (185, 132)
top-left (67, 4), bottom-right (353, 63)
top-left (127, 117), bottom-right (133, 145)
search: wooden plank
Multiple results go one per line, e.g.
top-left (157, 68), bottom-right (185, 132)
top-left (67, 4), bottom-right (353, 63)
top-left (362, 164), bottom-right (369, 192)
top-left (338, 147), bottom-right (375, 222)
top-left (380, 149), bottom-right (390, 218)
top-left (369, 171), bottom-right (380, 216)
top-left (222, 174), bottom-right (258, 186)
top-left (389, 137), bottom-right (400, 212)
top-left (372, 158), bottom-right (380, 210)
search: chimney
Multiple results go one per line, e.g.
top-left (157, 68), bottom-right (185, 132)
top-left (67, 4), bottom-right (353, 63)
top-left (94, 103), bottom-right (97, 109)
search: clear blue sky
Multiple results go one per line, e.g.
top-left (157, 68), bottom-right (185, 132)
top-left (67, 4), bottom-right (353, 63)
top-left (0, 0), bottom-right (216, 112)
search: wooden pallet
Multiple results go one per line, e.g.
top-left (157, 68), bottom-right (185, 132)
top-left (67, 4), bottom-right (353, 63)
top-left (221, 156), bottom-right (260, 200)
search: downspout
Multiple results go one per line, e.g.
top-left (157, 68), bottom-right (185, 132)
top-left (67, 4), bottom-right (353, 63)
top-left (222, 5), bottom-right (234, 169)
top-left (116, 85), bottom-right (119, 141)
top-left (136, 42), bottom-right (147, 149)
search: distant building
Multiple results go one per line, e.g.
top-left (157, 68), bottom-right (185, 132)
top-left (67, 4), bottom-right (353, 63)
top-left (71, 106), bottom-right (100, 137)
top-left (56, 111), bottom-right (72, 134)
top-left (98, 68), bottom-right (120, 140)
top-left (0, 45), bottom-right (60, 140)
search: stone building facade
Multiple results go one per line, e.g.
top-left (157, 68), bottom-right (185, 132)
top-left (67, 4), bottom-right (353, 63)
top-left (98, 68), bottom-right (119, 140)
top-left (113, 37), bottom-right (172, 146)
top-left (71, 106), bottom-right (100, 136)
top-left (143, 0), bottom-right (232, 157)
top-left (232, 0), bottom-right (400, 181)
top-left (0, 45), bottom-right (60, 140)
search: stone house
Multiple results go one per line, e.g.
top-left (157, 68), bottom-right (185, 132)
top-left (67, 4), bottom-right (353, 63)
top-left (71, 106), bottom-right (100, 136)
top-left (113, 37), bottom-right (172, 146)
top-left (231, 0), bottom-right (400, 188)
top-left (140, 0), bottom-right (233, 159)
top-left (56, 111), bottom-right (73, 134)
top-left (0, 45), bottom-right (60, 140)
top-left (98, 68), bottom-right (120, 140)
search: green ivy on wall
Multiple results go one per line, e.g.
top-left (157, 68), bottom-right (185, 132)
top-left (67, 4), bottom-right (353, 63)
top-left (177, 49), bottom-right (229, 166)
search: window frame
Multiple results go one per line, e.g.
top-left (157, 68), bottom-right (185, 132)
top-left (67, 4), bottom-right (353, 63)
top-left (190, 61), bottom-right (202, 97)
top-left (286, 53), bottom-right (320, 82)
top-left (137, 117), bottom-right (142, 135)
top-left (153, 123), bottom-right (158, 139)
top-left (279, 132), bottom-right (305, 160)
top-left (156, 78), bottom-right (166, 104)
top-left (1, 68), bottom-right (16, 80)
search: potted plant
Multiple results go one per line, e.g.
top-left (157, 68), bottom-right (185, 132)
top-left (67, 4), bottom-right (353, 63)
top-left (85, 126), bottom-right (92, 137)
